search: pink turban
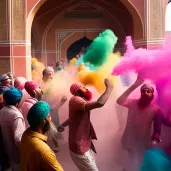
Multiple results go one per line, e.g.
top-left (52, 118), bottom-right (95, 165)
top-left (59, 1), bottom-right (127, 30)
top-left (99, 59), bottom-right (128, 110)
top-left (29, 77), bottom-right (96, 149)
top-left (25, 81), bottom-right (39, 97)
top-left (70, 82), bottom-right (82, 95)
top-left (141, 84), bottom-right (154, 93)
top-left (14, 77), bottom-right (27, 91)
top-left (43, 66), bottom-right (54, 76)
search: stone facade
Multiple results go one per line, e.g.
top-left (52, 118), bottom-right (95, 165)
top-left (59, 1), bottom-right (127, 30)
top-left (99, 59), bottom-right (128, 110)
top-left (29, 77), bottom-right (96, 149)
top-left (0, 0), bottom-right (168, 78)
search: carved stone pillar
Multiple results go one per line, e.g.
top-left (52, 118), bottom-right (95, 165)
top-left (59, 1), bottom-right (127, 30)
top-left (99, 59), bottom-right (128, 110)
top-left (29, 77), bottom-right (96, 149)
top-left (0, 0), bottom-right (31, 79)
top-left (145, 0), bottom-right (166, 49)
top-left (0, 0), bottom-right (11, 75)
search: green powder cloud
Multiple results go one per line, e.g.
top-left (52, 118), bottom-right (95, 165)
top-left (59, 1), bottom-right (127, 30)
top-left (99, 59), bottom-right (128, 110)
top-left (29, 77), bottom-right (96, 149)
top-left (82, 29), bottom-right (118, 68)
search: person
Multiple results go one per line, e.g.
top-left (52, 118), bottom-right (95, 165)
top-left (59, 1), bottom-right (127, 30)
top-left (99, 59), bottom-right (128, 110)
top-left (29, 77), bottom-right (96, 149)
top-left (21, 81), bottom-right (43, 126)
top-left (0, 87), bottom-right (26, 171)
top-left (14, 77), bottom-right (27, 91)
top-left (116, 76), bottom-right (163, 171)
top-left (58, 78), bottom-right (113, 171)
top-left (56, 61), bottom-right (63, 71)
top-left (41, 66), bottom-right (55, 98)
top-left (20, 101), bottom-right (64, 171)
top-left (7, 72), bottom-right (15, 86)
top-left (21, 81), bottom-right (60, 153)
top-left (76, 47), bottom-right (85, 59)
top-left (0, 74), bottom-right (12, 94)
top-left (14, 76), bottom-right (28, 108)
top-left (0, 74), bottom-right (13, 171)
top-left (42, 66), bottom-right (54, 83)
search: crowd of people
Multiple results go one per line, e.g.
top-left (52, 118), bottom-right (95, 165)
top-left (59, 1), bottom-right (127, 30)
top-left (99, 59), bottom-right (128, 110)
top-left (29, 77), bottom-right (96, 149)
top-left (0, 64), bottom-right (171, 171)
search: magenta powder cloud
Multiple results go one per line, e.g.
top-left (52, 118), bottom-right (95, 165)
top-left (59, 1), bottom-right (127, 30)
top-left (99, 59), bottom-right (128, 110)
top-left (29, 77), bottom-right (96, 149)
top-left (112, 36), bottom-right (171, 81)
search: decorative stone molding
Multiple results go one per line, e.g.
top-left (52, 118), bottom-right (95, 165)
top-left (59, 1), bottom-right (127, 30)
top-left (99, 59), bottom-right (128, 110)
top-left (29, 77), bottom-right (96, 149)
top-left (12, 0), bottom-right (25, 40)
top-left (56, 31), bottom-right (73, 61)
top-left (0, 0), bottom-right (8, 41)
top-left (57, 32), bottom-right (73, 45)
top-left (149, 0), bottom-right (162, 39)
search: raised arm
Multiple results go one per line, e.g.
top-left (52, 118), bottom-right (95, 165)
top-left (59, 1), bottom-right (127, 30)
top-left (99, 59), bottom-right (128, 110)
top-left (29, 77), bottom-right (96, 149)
top-left (57, 119), bottom-right (70, 132)
top-left (84, 78), bottom-right (113, 112)
top-left (117, 75), bottom-right (144, 107)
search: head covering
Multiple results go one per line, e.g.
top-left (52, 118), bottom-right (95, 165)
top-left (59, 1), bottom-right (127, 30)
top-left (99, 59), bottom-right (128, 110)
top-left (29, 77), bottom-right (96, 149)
top-left (141, 84), bottom-right (154, 93)
top-left (14, 77), bottom-right (27, 91)
top-left (70, 82), bottom-right (83, 95)
top-left (25, 81), bottom-right (39, 97)
top-left (27, 101), bottom-right (50, 128)
top-left (7, 72), bottom-right (14, 78)
top-left (0, 74), bottom-right (9, 83)
top-left (42, 66), bottom-right (54, 76)
top-left (3, 87), bottom-right (23, 105)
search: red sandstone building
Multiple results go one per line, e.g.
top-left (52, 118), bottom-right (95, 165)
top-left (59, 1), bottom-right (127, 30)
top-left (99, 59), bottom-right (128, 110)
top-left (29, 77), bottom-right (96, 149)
top-left (0, 0), bottom-right (169, 78)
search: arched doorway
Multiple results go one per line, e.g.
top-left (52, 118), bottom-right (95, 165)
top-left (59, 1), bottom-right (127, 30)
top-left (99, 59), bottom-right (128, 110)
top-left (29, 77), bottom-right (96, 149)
top-left (67, 36), bottom-right (92, 60)
top-left (30, 0), bottom-right (144, 66)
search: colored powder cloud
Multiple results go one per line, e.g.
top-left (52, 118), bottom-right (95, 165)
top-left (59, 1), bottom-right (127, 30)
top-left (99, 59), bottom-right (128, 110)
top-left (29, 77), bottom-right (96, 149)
top-left (31, 57), bottom-right (45, 82)
top-left (77, 53), bottom-right (121, 93)
top-left (77, 29), bottom-right (118, 69)
top-left (112, 36), bottom-right (171, 81)
top-left (141, 148), bottom-right (171, 171)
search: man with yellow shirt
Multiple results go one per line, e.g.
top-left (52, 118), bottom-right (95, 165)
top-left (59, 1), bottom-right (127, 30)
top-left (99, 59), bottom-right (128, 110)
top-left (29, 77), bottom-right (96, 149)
top-left (20, 101), bottom-right (63, 171)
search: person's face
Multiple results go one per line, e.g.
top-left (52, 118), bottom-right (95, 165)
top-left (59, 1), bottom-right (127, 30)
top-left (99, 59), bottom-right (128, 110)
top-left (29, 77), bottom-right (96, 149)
top-left (2, 76), bottom-right (12, 86)
top-left (140, 88), bottom-right (154, 103)
top-left (42, 114), bottom-right (51, 134)
top-left (56, 62), bottom-right (60, 67)
top-left (43, 73), bottom-right (54, 82)
top-left (34, 87), bottom-right (43, 100)
top-left (78, 86), bottom-right (92, 101)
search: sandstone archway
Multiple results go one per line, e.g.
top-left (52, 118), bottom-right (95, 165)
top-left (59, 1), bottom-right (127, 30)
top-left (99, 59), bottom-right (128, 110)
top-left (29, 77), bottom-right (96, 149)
top-left (31, 0), bottom-right (144, 65)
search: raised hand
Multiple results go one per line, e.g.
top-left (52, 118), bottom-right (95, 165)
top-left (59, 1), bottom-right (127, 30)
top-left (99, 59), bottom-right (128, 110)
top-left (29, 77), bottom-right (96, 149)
top-left (104, 78), bottom-right (113, 90)
top-left (134, 74), bottom-right (144, 87)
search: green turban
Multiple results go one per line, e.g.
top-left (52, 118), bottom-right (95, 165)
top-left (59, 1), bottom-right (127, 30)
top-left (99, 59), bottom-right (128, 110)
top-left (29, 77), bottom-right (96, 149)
top-left (3, 87), bottom-right (23, 105)
top-left (27, 101), bottom-right (50, 128)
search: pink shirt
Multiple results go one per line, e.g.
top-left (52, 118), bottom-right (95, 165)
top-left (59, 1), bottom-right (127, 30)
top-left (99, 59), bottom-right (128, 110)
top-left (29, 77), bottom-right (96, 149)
top-left (69, 96), bottom-right (97, 154)
top-left (121, 99), bottom-right (162, 150)
top-left (21, 97), bottom-right (38, 128)
top-left (0, 105), bottom-right (26, 163)
top-left (19, 89), bottom-right (30, 108)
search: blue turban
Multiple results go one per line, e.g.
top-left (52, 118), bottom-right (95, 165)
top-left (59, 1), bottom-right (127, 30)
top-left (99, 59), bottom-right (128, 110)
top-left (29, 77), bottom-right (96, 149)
top-left (3, 87), bottom-right (23, 105)
top-left (27, 101), bottom-right (50, 128)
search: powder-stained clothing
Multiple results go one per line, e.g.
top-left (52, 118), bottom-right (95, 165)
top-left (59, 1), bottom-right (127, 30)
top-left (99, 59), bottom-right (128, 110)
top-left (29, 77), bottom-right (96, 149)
top-left (21, 97), bottom-right (59, 153)
top-left (20, 128), bottom-right (63, 171)
top-left (121, 99), bottom-right (163, 151)
top-left (0, 105), bottom-right (26, 163)
top-left (69, 96), bottom-right (97, 155)
top-left (19, 89), bottom-right (30, 109)
top-left (21, 97), bottom-right (38, 128)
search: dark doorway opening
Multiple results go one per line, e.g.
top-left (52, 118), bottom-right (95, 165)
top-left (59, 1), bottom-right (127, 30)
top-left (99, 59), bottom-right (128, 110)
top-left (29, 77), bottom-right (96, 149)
top-left (67, 36), bottom-right (92, 61)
